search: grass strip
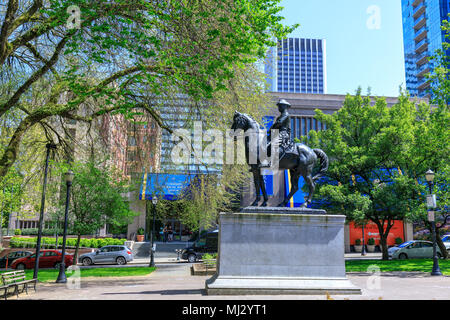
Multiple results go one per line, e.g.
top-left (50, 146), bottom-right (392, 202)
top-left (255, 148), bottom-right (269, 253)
top-left (346, 259), bottom-right (450, 275)
top-left (1, 266), bottom-right (156, 284)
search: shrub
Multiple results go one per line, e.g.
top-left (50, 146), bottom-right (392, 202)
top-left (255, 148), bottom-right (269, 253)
top-left (395, 237), bottom-right (403, 245)
top-left (367, 238), bottom-right (375, 245)
top-left (14, 229), bottom-right (21, 235)
top-left (137, 228), bottom-right (145, 235)
top-left (354, 239), bottom-right (361, 245)
top-left (202, 253), bottom-right (217, 260)
top-left (8, 236), bottom-right (128, 249)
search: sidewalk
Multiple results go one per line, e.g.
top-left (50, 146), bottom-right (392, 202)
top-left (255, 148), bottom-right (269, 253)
top-left (16, 263), bottom-right (450, 300)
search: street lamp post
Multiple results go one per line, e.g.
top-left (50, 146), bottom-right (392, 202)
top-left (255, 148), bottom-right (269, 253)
top-left (425, 169), bottom-right (442, 276)
top-left (149, 197), bottom-right (158, 267)
top-left (361, 222), bottom-right (367, 256)
top-left (56, 170), bottom-right (74, 283)
top-left (34, 143), bottom-right (57, 280)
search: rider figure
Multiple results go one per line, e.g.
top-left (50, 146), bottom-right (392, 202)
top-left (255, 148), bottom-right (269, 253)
top-left (260, 99), bottom-right (293, 168)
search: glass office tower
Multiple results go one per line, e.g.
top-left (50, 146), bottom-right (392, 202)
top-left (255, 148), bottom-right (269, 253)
top-left (265, 38), bottom-right (327, 94)
top-left (401, 0), bottom-right (450, 98)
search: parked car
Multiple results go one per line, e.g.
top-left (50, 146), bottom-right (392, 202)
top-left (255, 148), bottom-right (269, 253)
top-left (388, 241), bottom-right (414, 258)
top-left (78, 245), bottom-right (133, 266)
top-left (11, 250), bottom-right (73, 270)
top-left (391, 240), bottom-right (443, 260)
top-left (0, 251), bottom-right (32, 268)
top-left (181, 230), bottom-right (218, 263)
top-left (441, 234), bottom-right (450, 250)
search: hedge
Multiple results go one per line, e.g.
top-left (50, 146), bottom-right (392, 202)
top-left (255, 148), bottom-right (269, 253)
top-left (9, 237), bottom-right (127, 249)
top-left (18, 228), bottom-right (75, 236)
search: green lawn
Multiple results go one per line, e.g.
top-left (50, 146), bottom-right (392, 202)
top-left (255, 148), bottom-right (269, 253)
top-left (0, 267), bottom-right (156, 284)
top-left (346, 259), bottom-right (450, 275)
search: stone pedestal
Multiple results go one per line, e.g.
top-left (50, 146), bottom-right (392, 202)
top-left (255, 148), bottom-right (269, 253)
top-left (205, 208), bottom-right (361, 295)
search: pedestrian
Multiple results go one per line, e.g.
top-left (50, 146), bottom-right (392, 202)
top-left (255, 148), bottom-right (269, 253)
top-left (168, 225), bottom-right (173, 242)
top-left (163, 225), bottom-right (168, 243)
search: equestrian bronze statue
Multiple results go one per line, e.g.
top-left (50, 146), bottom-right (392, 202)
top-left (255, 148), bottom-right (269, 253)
top-left (230, 99), bottom-right (328, 208)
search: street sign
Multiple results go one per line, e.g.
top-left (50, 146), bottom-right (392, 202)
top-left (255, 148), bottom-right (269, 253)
top-left (426, 194), bottom-right (436, 209)
top-left (428, 211), bottom-right (435, 222)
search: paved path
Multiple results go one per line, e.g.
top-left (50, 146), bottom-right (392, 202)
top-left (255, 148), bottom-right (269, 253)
top-left (13, 263), bottom-right (450, 300)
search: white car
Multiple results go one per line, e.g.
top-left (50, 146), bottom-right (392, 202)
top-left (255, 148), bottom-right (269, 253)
top-left (392, 240), bottom-right (444, 259)
top-left (388, 241), bottom-right (413, 258)
top-left (442, 234), bottom-right (450, 250)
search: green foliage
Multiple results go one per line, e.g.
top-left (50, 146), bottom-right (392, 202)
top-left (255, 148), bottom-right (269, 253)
top-left (0, 0), bottom-right (299, 184)
top-left (367, 238), bottom-right (375, 245)
top-left (137, 228), bottom-right (145, 235)
top-left (14, 229), bottom-right (21, 235)
top-left (354, 239), bottom-right (361, 245)
top-left (18, 228), bottom-right (75, 236)
top-left (308, 89), bottom-right (447, 259)
top-left (202, 253), bottom-right (217, 260)
top-left (395, 237), bottom-right (403, 245)
top-left (9, 236), bottom-right (126, 249)
top-left (346, 259), bottom-right (450, 275)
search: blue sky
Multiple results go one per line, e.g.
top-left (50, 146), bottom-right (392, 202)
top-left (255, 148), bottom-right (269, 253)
top-left (279, 0), bottom-right (406, 97)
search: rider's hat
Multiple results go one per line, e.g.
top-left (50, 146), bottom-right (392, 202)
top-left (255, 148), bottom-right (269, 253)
top-left (277, 99), bottom-right (291, 108)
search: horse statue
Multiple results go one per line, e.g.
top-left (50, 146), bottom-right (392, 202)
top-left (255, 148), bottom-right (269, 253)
top-left (230, 101), bottom-right (328, 208)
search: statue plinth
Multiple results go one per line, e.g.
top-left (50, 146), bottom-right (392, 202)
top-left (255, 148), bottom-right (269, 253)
top-left (205, 209), bottom-right (361, 295)
top-left (240, 206), bottom-right (327, 215)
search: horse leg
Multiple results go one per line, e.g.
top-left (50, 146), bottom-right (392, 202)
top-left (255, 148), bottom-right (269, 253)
top-left (277, 170), bottom-right (299, 207)
top-left (259, 172), bottom-right (268, 207)
top-left (301, 174), bottom-right (315, 208)
top-left (251, 168), bottom-right (261, 207)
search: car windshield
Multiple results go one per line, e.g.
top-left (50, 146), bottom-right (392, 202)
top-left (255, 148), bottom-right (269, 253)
top-left (398, 241), bottom-right (413, 248)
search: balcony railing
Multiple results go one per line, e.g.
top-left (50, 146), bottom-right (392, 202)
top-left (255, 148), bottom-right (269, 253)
top-left (412, 0), bottom-right (423, 7)
top-left (414, 25), bottom-right (428, 39)
top-left (415, 38), bottom-right (428, 52)
top-left (417, 77), bottom-right (430, 89)
top-left (415, 51), bottom-right (430, 66)
top-left (414, 13), bottom-right (427, 30)
top-left (413, 1), bottom-right (426, 18)
top-left (416, 63), bottom-right (430, 77)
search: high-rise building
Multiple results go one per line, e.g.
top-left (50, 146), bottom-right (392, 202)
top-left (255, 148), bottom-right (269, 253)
top-left (401, 0), bottom-right (450, 98)
top-left (265, 38), bottom-right (327, 94)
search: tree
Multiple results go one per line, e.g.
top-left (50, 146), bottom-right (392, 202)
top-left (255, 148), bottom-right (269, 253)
top-left (56, 160), bottom-right (139, 262)
top-left (0, 0), bottom-right (297, 183)
top-left (410, 16), bottom-right (450, 257)
top-left (307, 89), bottom-right (427, 260)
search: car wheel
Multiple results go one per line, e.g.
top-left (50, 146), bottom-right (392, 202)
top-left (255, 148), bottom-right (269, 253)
top-left (116, 256), bottom-right (127, 265)
top-left (16, 263), bottom-right (26, 270)
top-left (399, 253), bottom-right (408, 260)
top-left (187, 254), bottom-right (197, 263)
top-left (82, 257), bottom-right (92, 266)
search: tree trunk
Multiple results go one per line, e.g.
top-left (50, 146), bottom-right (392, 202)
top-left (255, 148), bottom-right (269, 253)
top-left (73, 234), bottom-right (81, 264)
top-left (437, 236), bottom-right (448, 259)
top-left (373, 219), bottom-right (393, 260)
top-left (380, 234), bottom-right (389, 260)
top-left (427, 223), bottom-right (449, 259)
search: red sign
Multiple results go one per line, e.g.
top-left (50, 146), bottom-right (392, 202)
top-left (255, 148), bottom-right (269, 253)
top-left (349, 220), bottom-right (404, 246)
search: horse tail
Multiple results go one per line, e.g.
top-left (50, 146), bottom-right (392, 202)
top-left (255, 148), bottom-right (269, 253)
top-left (312, 149), bottom-right (328, 181)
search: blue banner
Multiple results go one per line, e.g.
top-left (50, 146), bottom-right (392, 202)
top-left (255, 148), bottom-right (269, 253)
top-left (139, 173), bottom-right (192, 201)
top-left (284, 170), bottom-right (307, 207)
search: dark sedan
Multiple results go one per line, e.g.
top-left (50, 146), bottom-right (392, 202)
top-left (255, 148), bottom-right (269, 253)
top-left (0, 251), bottom-right (32, 268)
